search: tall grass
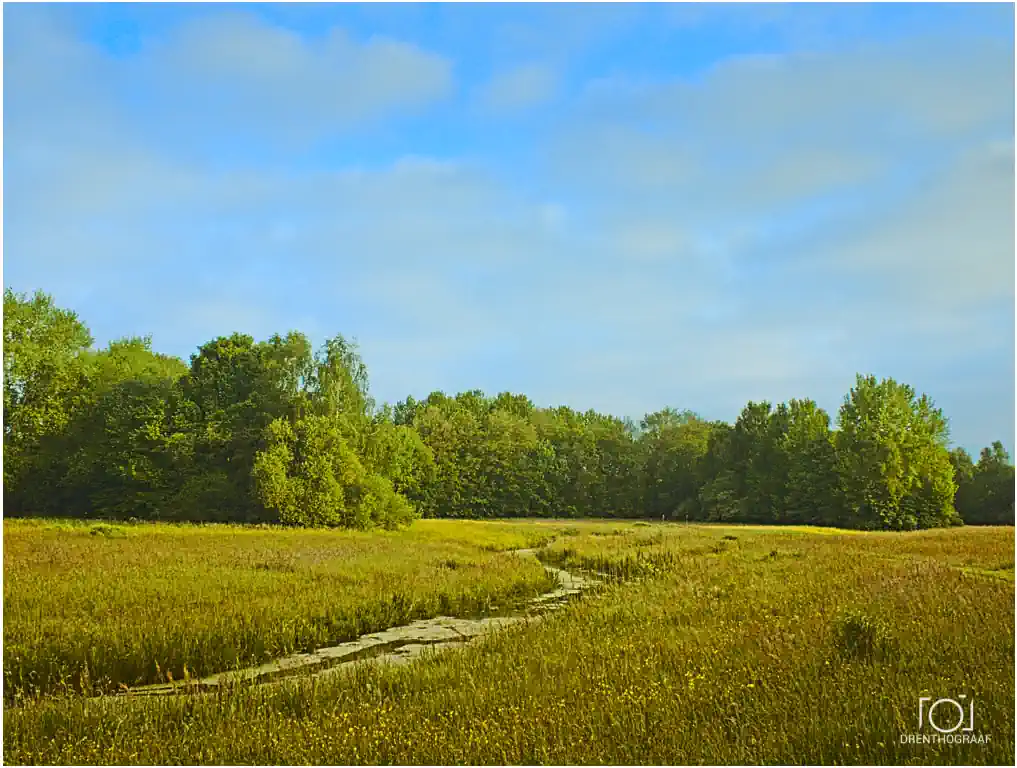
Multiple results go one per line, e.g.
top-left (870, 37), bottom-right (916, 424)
top-left (4, 521), bottom-right (1013, 765)
top-left (3, 519), bottom-right (568, 698)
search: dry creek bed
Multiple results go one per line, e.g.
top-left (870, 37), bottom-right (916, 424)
top-left (121, 548), bottom-right (600, 698)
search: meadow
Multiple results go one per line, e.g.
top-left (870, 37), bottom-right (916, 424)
top-left (2, 518), bottom-right (563, 699)
top-left (4, 519), bottom-right (1014, 765)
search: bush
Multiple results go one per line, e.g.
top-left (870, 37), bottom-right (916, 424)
top-left (253, 416), bottom-right (421, 530)
top-left (88, 524), bottom-right (127, 538)
top-left (832, 610), bottom-right (897, 661)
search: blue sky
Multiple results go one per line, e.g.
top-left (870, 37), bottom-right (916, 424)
top-left (4, 2), bottom-right (1014, 454)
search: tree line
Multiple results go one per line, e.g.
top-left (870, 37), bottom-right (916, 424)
top-left (4, 289), bottom-right (1014, 530)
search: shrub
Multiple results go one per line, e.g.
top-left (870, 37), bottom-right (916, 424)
top-left (253, 416), bottom-right (420, 530)
top-left (89, 524), bottom-right (127, 538)
top-left (832, 610), bottom-right (897, 661)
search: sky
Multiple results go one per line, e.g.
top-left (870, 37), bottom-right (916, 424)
top-left (3, 2), bottom-right (1014, 455)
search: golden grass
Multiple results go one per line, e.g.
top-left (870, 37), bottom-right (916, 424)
top-left (4, 520), bottom-right (1014, 765)
top-left (3, 518), bottom-right (570, 698)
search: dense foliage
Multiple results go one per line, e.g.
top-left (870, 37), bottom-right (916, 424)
top-left (950, 442), bottom-right (1016, 525)
top-left (4, 288), bottom-right (1012, 529)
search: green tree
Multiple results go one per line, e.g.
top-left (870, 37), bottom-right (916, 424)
top-left (361, 416), bottom-right (436, 503)
top-left (171, 331), bottom-right (330, 522)
top-left (252, 415), bottom-right (417, 529)
top-left (640, 410), bottom-right (714, 520)
top-left (836, 375), bottom-right (959, 530)
top-left (5, 286), bottom-right (991, 532)
top-left (81, 337), bottom-right (188, 389)
top-left (696, 423), bottom-right (740, 522)
top-left (474, 409), bottom-right (531, 517)
top-left (640, 407), bottom-right (697, 435)
top-left (958, 442), bottom-right (1015, 525)
top-left (61, 377), bottom-right (182, 519)
top-left (177, 334), bottom-right (281, 520)
top-left (50, 338), bottom-right (189, 518)
top-left (950, 447), bottom-right (976, 520)
top-left (579, 410), bottom-right (643, 519)
top-left (306, 335), bottom-right (372, 421)
top-left (531, 407), bottom-right (643, 519)
top-left (408, 396), bottom-right (484, 517)
top-left (531, 406), bottom-right (595, 518)
top-left (697, 402), bottom-right (779, 523)
top-left (779, 399), bottom-right (843, 526)
top-left (3, 289), bottom-right (93, 505)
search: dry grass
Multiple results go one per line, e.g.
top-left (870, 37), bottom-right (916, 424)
top-left (3, 518), bottom-right (569, 698)
top-left (4, 520), bottom-right (1014, 765)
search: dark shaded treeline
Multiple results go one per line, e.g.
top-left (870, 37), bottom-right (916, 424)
top-left (4, 289), bottom-right (1014, 530)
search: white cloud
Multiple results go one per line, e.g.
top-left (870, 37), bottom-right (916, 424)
top-left (547, 34), bottom-right (1013, 305)
top-left (479, 63), bottom-right (557, 112)
top-left (145, 13), bottom-right (452, 140)
top-left (538, 203), bottom-right (567, 232)
top-left (576, 36), bottom-right (1011, 144)
top-left (827, 140), bottom-right (1015, 308)
top-left (4, 9), bottom-right (453, 150)
top-left (3, 8), bottom-right (1012, 450)
top-left (611, 221), bottom-right (688, 263)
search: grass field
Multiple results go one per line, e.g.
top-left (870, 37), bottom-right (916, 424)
top-left (2, 518), bottom-right (565, 699)
top-left (4, 519), bottom-right (1014, 765)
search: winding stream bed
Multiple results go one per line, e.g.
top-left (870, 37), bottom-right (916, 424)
top-left (122, 548), bottom-right (599, 698)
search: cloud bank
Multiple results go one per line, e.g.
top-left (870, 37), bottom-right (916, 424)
top-left (3, 5), bottom-right (1012, 452)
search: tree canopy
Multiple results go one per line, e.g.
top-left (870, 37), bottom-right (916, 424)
top-left (3, 289), bottom-right (1012, 530)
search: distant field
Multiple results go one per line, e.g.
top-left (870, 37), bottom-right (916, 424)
top-left (4, 519), bottom-right (1014, 765)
